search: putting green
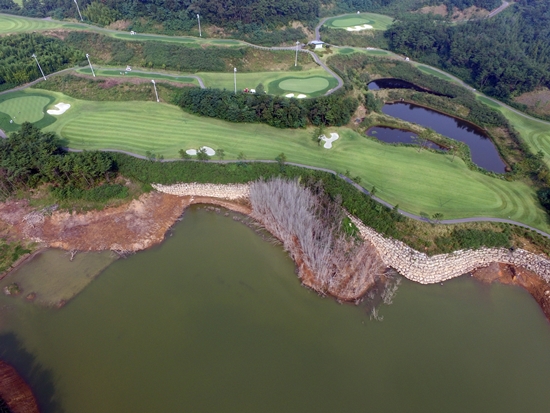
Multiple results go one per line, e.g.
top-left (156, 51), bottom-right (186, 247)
top-left (277, 77), bottom-right (330, 93)
top-left (325, 13), bottom-right (393, 31)
top-left (5, 88), bottom-right (538, 232)
top-left (0, 95), bottom-right (50, 124)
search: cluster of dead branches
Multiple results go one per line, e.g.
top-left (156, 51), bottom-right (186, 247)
top-left (249, 178), bottom-right (386, 300)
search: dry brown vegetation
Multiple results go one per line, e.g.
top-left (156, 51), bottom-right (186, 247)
top-left (250, 178), bottom-right (385, 300)
top-left (514, 88), bottom-right (550, 117)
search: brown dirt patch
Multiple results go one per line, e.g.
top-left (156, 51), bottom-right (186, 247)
top-left (0, 361), bottom-right (39, 413)
top-left (291, 21), bottom-right (314, 41)
top-left (0, 193), bottom-right (250, 254)
top-left (417, 5), bottom-right (447, 16)
top-left (514, 88), bottom-right (550, 117)
top-left (452, 6), bottom-right (490, 20)
top-left (106, 20), bottom-right (132, 31)
top-left (473, 262), bottom-right (550, 323)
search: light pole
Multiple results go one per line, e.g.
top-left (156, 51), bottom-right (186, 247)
top-left (197, 14), bottom-right (201, 37)
top-left (85, 53), bottom-right (95, 77)
top-left (31, 54), bottom-right (46, 81)
top-left (295, 41), bottom-right (300, 66)
top-left (73, 0), bottom-right (83, 22)
top-left (233, 67), bottom-right (237, 94)
top-left (151, 79), bottom-right (159, 102)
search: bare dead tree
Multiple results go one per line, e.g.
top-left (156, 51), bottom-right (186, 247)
top-left (249, 178), bottom-right (386, 300)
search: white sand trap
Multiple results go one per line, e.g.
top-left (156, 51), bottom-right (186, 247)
top-left (319, 132), bottom-right (339, 149)
top-left (346, 24), bottom-right (373, 31)
top-left (285, 93), bottom-right (295, 98)
top-left (186, 146), bottom-right (216, 156)
top-left (47, 103), bottom-right (71, 115)
top-left (297, 94), bottom-right (307, 99)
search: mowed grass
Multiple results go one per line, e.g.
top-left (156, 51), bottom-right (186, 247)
top-left (0, 95), bottom-right (50, 124)
top-left (477, 95), bottom-right (550, 168)
top-left (11, 88), bottom-right (542, 232)
top-left (277, 77), bottom-right (329, 93)
top-left (325, 13), bottom-right (394, 30)
top-left (198, 69), bottom-right (335, 95)
top-left (0, 13), bottom-right (83, 34)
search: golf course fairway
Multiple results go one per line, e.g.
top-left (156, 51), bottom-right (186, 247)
top-left (3, 88), bottom-right (540, 232)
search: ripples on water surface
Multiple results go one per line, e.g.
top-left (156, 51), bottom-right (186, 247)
top-left (0, 206), bottom-right (549, 413)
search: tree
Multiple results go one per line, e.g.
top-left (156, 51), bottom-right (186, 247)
top-left (432, 212), bottom-right (444, 224)
top-left (275, 152), bottom-right (287, 171)
top-left (216, 149), bottom-right (225, 160)
top-left (196, 148), bottom-right (210, 161)
top-left (255, 83), bottom-right (265, 94)
top-left (179, 149), bottom-right (191, 159)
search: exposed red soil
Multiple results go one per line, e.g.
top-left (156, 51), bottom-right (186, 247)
top-left (0, 361), bottom-right (39, 413)
top-left (0, 193), bottom-right (250, 254)
top-left (473, 263), bottom-right (550, 322)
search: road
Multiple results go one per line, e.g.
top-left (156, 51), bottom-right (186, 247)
top-left (488, 1), bottom-right (511, 18)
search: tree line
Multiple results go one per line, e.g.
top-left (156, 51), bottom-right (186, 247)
top-left (0, 123), bottom-right (116, 199)
top-left (173, 88), bottom-right (359, 128)
top-left (0, 33), bottom-right (84, 90)
top-left (385, 1), bottom-right (550, 99)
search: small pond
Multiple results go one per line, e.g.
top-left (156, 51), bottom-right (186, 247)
top-left (366, 126), bottom-right (446, 151)
top-left (382, 102), bottom-right (506, 173)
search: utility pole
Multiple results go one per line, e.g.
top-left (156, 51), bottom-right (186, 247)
top-left (151, 79), bottom-right (159, 102)
top-left (234, 67), bottom-right (237, 94)
top-left (85, 54), bottom-right (95, 77)
top-left (31, 54), bottom-right (46, 81)
top-left (295, 41), bottom-right (300, 66)
top-left (197, 14), bottom-right (201, 37)
top-left (73, 0), bottom-right (83, 22)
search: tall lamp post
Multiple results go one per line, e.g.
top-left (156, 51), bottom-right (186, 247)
top-left (295, 41), bottom-right (300, 66)
top-left (73, 0), bottom-right (83, 21)
top-left (31, 54), bottom-right (46, 81)
top-left (234, 67), bottom-right (237, 94)
top-left (85, 54), bottom-right (95, 77)
top-left (197, 14), bottom-right (201, 37)
top-left (151, 79), bottom-right (160, 102)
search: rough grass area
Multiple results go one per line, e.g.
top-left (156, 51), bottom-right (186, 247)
top-left (0, 239), bottom-right (32, 275)
top-left (4, 88), bottom-right (539, 232)
top-left (514, 88), bottom-right (550, 118)
top-left (75, 68), bottom-right (199, 86)
top-left (34, 74), bottom-right (190, 102)
top-left (416, 65), bottom-right (456, 82)
top-left (325, 13), bottom-right (393, 31)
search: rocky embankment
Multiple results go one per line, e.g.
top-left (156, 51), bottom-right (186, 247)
top-left (152, 183), bottom-right (250, 200)
top-left (348, 215), bottom-right (550, 283)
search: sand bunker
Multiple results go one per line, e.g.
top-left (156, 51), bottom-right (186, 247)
top-left (297, 94), bottom-right (307, 99)
top-left (47, 103), bottom-right (71, 115)
top-left (186, 146), bottom-right (216, 156)
top-left (346, 24), bottom-right (373, 31)
top-left (285, 93), bottom-right (295, 98)
top-left (319, 132), bottom-right (339, 149)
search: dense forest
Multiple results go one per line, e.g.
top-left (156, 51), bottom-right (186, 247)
top-left (0, 33), bottom-right (84, 91)
top-left (385, 0), bottom-right (550, 99)
top-left (0, 123), bottom-right (117, 199)
top-left (174, 88), bottom-right (359, 128)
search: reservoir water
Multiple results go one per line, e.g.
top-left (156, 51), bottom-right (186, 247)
top-left (382, 102), bottom-right (506, 173)
top-left (366, 126), bottom-right (446, 150)
top-left (0, 206), bottom-right (549, 412)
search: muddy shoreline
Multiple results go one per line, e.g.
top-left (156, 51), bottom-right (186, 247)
top-left (1, 190), bottom-right (549, 322)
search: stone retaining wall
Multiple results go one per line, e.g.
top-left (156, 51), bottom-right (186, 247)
top-left (152, 183), bottom-right (250, 200)
top-left (152, 182), bottom-right (550, 285)
top-left (348, 215), bottom-right (550, 284)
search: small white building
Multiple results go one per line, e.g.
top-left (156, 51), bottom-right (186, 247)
top-left (309, 40), bottom-right (325, 50)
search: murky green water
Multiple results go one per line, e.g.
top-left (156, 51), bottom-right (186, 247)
top-left (0, 206), bottom-right (549, 413)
